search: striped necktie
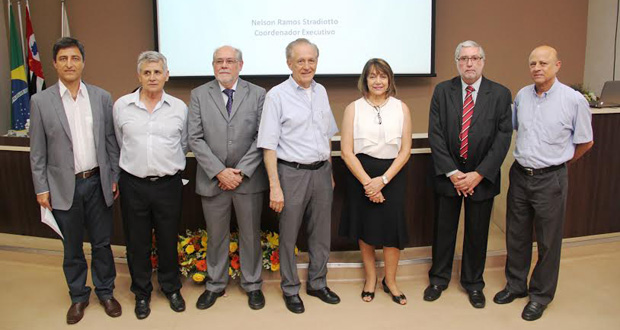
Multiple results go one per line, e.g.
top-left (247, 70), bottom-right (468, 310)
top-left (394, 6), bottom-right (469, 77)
top-left (459, 85), bottom-right (475, 160)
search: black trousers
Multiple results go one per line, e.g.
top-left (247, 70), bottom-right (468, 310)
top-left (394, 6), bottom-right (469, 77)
top-left (429, 194), bottom-right (494, 291)
top-left (53, 173), bottom-right (116, 303)
top-left (119, 171), bottom-right (183, 300)
top-left (504, 162), bottom-right (568, 305)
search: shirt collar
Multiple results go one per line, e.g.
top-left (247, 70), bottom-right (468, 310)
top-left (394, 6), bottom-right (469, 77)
top-left (130, 88), bottom-right (170, 109)
top-left (532, 77), bottom-right (559, 97)
top-left (461, 76), bottom-right (482, 92)
top-left (58, 80), bottom-right (87, 98)
top-left (218, 79), bottom-right (239, 93)
top-left (288, 75), bottom-right (316, 91)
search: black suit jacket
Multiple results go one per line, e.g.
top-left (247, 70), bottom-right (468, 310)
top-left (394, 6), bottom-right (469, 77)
top-left (428, 76), bottom-right (512, 201)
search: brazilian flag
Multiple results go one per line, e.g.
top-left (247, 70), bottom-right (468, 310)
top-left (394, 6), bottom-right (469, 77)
top-left (9, 3), bottom-right (30, 130)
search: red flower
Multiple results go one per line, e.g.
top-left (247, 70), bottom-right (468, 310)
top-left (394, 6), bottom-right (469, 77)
top-left (195, 259), bottom-right (207, 271)
top-left (150, 254), bottom-right (158, 269)
top-left (231, 255), bottom-right (240, 270)
top-left (270, 250), bottom-right (279, 265)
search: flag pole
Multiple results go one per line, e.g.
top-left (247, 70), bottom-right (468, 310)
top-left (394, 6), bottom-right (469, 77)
top-left (61, 0), bottom-right (65, 36)
top-left (17, 0), bottom-right (27, 71)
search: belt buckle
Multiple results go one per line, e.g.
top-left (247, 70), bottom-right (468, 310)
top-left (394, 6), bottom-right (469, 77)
top-left (525, 168), bottom-right (534, 176)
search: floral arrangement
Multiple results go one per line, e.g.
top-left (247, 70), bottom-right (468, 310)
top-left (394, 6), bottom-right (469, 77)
top-left (151, 229), bottom-right (293, 284)
top-left (571, 84), bottom-right (598, 104)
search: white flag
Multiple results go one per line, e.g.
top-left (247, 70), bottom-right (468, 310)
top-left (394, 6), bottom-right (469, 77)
top-left (61, 1), bottom-right (70, 37)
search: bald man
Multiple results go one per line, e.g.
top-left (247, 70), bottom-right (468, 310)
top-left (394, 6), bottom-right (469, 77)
top-left (493, 46), bottom-right (593, 321)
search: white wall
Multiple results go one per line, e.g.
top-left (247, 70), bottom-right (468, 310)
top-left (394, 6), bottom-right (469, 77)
top-left (584, 0), bottom-right (620, 95)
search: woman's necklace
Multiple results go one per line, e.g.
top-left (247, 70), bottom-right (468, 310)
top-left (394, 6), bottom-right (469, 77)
top-left (364, 97), bottom-right (389, 125)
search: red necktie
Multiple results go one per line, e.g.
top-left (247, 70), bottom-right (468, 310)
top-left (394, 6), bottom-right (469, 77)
top-left (460, 85), bottom-right (475, 159)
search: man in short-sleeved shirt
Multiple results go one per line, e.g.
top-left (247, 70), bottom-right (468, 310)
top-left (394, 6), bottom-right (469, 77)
top-left (494, 45), bottom-right (593, 321)
top-left (257, 38), bottom-right (340, 314)
top-left (114, 51), bottom-right (188, 319)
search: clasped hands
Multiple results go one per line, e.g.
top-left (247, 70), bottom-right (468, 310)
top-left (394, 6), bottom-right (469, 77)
top-left (450, 170), bottom-right (483, 197)
top-left (364, 177), bottom-right (386, 203)
top-left (216, 168), bottom-right (243, 190)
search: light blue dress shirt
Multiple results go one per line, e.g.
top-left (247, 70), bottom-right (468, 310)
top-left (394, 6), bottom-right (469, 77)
top-left (513, 79), bottom-right (593, 169)
top-left (257, 76), bottom-right (338, 163)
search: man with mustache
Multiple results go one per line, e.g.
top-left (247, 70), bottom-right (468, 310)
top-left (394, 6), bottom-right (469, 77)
top-left (426, 40), bottom-right (512, 309)
top-left (189, 45), bottom-right (268, 311)
top-left (494, 45), bottom-right (593, 321)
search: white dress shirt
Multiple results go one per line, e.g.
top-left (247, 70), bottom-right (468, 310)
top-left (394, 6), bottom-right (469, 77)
top-left (58, 80), bottom-right (98, 174)
top-left (113, 89), bottom-right (188, 178)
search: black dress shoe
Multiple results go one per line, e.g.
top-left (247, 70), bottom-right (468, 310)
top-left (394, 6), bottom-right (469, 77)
top-left (306, 287), bottom-right (341, 304)
top-left (134, 299), bottom-right (150, 320)
top-left (196, 289), bottom-right (225, 310)
top-left (247, 290), bottom-right (265, 310)
top-left (493, 288), bottom-right (528, 304)
top-left (522, 301), bottom-right (547, 321)
top-left (423, 284), bottom-right (445, 302)
top-left (467, 290), bottom-right (486, 308)
top-left (166, 291), bottom-right (186, 312)
top-left (66, 301), bottom-right (89, 324)
top-left (382, 278), bottom-right (407, 305)
top-left (283, 294), bottom-right (305, 314)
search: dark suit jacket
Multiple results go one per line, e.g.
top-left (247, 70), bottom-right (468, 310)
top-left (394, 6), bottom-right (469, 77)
top-left (29, 82), bottom-right (120, 210)
top-left (428, 76), bottom-right (512, 201)
top-left (188, 78), bottom-right (268, 197)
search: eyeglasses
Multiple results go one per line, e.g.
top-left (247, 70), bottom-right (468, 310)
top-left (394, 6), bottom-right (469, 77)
top-left (457, 56), bottom-right (483, 63)
top-left (214, 59), bottom-right (238, 66)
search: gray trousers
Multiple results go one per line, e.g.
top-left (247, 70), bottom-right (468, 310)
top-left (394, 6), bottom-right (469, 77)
top-left (504, 162), bottom-right (568, 305)
top-left (201, 191), bottom-right (263, 292)
top-left (278, 162), bottom-right (333, 296)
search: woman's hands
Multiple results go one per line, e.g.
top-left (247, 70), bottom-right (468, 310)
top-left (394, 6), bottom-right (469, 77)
top-left (364, 177), bottom-right (386, 203)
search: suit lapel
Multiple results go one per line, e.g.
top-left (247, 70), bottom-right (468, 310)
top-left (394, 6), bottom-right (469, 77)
top-left (449, 78), bottom-right (463, 129)
top-left (86, 83), bottom-right (102, 150)
top-left (471, 77), bottom-right (490, 128)
top-left (51, 84), bottom-right (73, 143)
top-left (208, 83), bottom-right (229, 121)
top-left (229, 79), bottom-right (247, 120)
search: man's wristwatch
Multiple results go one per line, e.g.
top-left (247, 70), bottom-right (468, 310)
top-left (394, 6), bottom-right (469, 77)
top-left (381, 175), bottom-right (389, 185)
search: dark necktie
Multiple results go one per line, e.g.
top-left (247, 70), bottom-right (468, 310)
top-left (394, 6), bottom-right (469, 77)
top-left (223, 89), bottom-right (234, 116)
top-left (460, 85), bottom-right (475, 160)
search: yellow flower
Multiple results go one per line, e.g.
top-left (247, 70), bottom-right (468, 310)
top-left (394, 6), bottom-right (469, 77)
top-left (229, 241), bottom-right (238, 253)
top-left (192, 273), bottom-right (205, 283)
top-left (294, 247), bottom-right (299, 255)
top-left (201, 236), bottom-right (208, 247)
top-left (228, 267), bottom-right (233, 276)
top-left (267, 233), bottom-right (279, 247)
top-left (185, 244), bottom-right (195, 254)
top-left (271, 263), bottom-right (280, 271)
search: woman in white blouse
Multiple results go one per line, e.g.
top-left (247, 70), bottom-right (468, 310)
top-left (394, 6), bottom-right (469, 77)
top-left (339, 58), bottom-right (412, 305)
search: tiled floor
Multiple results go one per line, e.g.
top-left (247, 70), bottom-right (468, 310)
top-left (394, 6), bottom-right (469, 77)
top-left (0, 231), bottom-right (619, 330)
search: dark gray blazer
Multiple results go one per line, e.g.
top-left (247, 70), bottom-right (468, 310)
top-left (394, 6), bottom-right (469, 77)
top-left (188, 78), bottom-right (268, 197)
top-left (428, 76), bottom-right (513, 201)
top-left (29, 82), bottom-right (120, 210)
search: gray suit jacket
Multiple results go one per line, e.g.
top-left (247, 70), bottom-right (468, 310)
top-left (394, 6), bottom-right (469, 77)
top-left (189, 78), bottom-right (268, 197)
top-left (29, 82), bottom-right (121, 210)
